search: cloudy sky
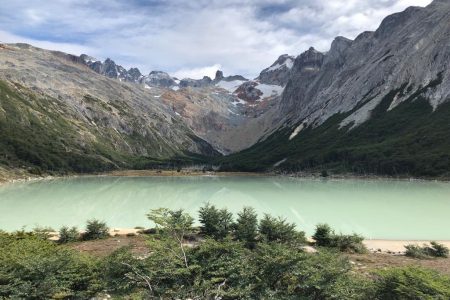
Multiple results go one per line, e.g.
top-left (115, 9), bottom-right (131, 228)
top-left (0, 0), bottom-right (432, 79)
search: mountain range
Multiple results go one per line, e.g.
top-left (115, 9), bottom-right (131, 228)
top-left (0, 0), bottom-right (449, 178)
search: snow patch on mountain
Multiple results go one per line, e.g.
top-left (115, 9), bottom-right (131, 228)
top-left (255, 83), bottom-right (284, 100)
top-left (267, 57), bottom-right (294, 72)
top-left (216, 80), bottom-right (246, 93)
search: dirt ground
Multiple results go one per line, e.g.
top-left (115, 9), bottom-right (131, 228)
top-left (67, 234), bottom-right (450, 276)
top-left (68, 235), bottom-right (150, 258)
top-left (347, 252), bottom-right (450, 276)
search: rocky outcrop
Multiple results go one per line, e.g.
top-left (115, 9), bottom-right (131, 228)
top-left (279, 0), bottom-right (450, 129)
top-left (257, 54), bottom-right (295, 86)
top-left (142, 71), bottom-right (178, 88)
top-left (179, 76), bottom-right (212, 88)
top-left (234, 81), bottom-right (263, 102)
top-left (80, 56), bottom-right (143, 83)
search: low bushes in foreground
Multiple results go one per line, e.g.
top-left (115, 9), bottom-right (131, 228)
top-left (0, 232), bottom-right (102, 299)
top-left (2, 206), bottom-right (450, 299)
top-left (374, 266), bottom-right (450, 299)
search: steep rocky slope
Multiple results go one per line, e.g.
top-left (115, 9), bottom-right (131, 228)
top-left (0, 44), bottom-right (218, 173)
top-left (280, 0), bottom-right (450, 128)
top-left (222, 0), bottom-right (450, 177)
top-left (0, 42), bottom-right (289, 175)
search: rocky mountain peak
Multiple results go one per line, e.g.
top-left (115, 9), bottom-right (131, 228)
top-left (127, 68), bottom-right (142, 82)
top-left (142, 70), bottom-right (177, 88)
top-left (293, 48), bottom-right (325, 73)
top-left (179, 76), bottom-right (212, 88)
top-left (324, 36), bottom-right (353, 67)
top-left (257, 54), bottom-right (295, 86)
top-left (374, 6), bottom-right (423, 39)
top-left (214, 70), bottom-right (224, 82)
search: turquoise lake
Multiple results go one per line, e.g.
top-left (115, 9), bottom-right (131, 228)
top-left (0, 176), bottom-right (449, 240)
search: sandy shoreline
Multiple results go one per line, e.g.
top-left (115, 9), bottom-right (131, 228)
top-left (363, 240), bottom-right (450, 253)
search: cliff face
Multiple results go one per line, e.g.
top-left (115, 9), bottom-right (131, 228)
top-left (279, 0), bottom-right (450, 130)
top-left (220, 0), bottom-right (450, 177)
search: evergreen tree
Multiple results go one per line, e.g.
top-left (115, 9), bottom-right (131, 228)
top-left (235, 207), bottom-right (258, 248)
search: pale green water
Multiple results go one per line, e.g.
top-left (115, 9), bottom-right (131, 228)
top-left (0, 176), bottom-right (449, 240)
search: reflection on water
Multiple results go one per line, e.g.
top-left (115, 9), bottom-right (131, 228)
top-left (0, 176), bottom-right (449, 239)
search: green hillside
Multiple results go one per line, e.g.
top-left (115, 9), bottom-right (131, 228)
top-left (0, 80), bottom-right (214, 175)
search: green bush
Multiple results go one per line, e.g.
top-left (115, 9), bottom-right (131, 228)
top-left (405, 242), bottom-right (449, 259)
top-left (374, 266), bottom-right (450, 299)
top-left (82, 220), bottom-right (109, 241)
top-left (429, 241), bottom-right (449, 258)
top-left (331, 234), bottom-right (366, 253)
top-left (259, 214), bottom-right (306, 244)
top-left (32, 226), bottom-right (55, 240)
top-left (313, 223), bottom-right (366, 253)
top-left (235, 207), bottom-right (258, 248)
top-left (58, 226), bottom-right (79, 244)
top-left (198, 203), bottom-right (233, 240)
top-left (313, 223), bottom-right (333, 246)
top-left (0, 233), bottom-right (102, 299)
top-left (405, 244), bottom-right (429, 259)
top-left (101, 247), bottom-right (148, 295)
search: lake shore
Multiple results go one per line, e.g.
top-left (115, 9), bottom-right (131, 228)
top-left (363, 240), bottom-right (450, 253)
top-left (1, 167), bottom-right (449, 186)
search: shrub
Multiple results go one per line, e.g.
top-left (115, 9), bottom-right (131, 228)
top-left (235, 207), bottom-right (258, 248)
top-left (32, 226), bottom-right (55, 240)
top-left (198, 203), bottom-right (233, 240)
top-left (58, 226), bottom-right (79, 244)
top-left (250, 243), bottom-right (373, 299)
top-left (429, 241), bottom-right (449, 258)
top-left (312, 223), bottom-right (333, 246)
top-left (102, 247), bottom-right (147, 295)
top-left (259, 214), bottom-right (306, 244)
top-left (405, 244), bottom-right (429, 259)
top-left (82, 220), bottom-right (109, 241)
top-left (374, 266), bottom-right (450, 299)
top-left (313, 223), bottom-right (366, 253)
top-left (405, 242), bottom-right (449, 259)
top-left (0, 234), bottom-right (102, 299)
top-left (147, 208), bottom-right (194, 268)
top-left (331, 234), bottom-right (366, 253)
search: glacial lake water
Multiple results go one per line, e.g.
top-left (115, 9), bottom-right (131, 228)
top-left (0, 176), bottom-right (449, 240)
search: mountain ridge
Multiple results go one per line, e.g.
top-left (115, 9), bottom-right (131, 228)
top-left (1, 0), bottom-right (449, 178)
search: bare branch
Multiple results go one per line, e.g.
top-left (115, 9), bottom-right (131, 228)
top-left (121, 262), bottom-right (153, 293)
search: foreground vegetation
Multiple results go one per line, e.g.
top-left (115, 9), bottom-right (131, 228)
top-left (1, 205), bottom-right (450, 299)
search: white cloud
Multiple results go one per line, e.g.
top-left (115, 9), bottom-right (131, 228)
top-left (172, 64), bottom-right (222, 80)
top-left (0, 0), bottom-right (433, 78)
top-left (0, 30), bottom-right (94, 56)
